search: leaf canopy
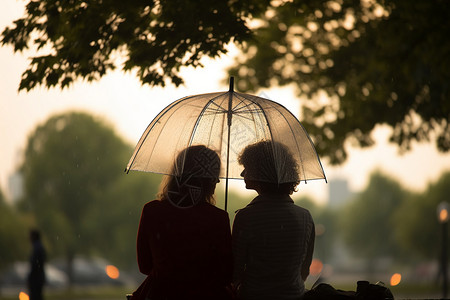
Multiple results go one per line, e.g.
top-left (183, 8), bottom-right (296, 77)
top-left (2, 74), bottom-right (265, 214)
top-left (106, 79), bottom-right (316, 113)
top-left (1, 0), bottom-right (268, 89)
top-left (228, 0), bottom-right (450, 163)
top-left (2, 0), bottom-right (449, 163)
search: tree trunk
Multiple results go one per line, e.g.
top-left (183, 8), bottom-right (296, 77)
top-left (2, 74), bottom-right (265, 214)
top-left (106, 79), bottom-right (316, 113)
top-left (66, 250), bottom-right (75, 287)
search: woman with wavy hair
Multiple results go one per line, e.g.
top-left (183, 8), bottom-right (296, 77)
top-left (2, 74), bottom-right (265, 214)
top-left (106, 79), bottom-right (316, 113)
top-left (131, 145), bottom-right (232, 300)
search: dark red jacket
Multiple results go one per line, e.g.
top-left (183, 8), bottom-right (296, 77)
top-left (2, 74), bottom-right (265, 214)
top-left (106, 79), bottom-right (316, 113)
top-left (131, 200), bottom-right (233, 300)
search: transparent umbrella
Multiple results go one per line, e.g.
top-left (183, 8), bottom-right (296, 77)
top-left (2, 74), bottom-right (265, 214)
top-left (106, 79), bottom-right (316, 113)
top-left (125, 77), bottom-right (326, 210)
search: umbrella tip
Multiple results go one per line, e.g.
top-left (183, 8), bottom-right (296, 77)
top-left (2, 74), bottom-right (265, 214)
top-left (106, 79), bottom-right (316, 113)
top-left (229, 77), bottom-right (234, 92)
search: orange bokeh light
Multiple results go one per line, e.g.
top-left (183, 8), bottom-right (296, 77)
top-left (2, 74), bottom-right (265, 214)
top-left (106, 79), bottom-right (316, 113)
top-left (439, 209), bottom-right (448, 222)
top-left (309, 258), bottom-right (323, 276)
top-left (19, 291), bottom-right (29, 300)
top-left (390, 273), bottom-right (401, 286)
top-left (105, 265), bottom-right (120, 279)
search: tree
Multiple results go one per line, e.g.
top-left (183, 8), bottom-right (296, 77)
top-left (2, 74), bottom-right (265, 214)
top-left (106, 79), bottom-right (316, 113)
top-left (340, 171), bottom-right (406, 271)
top-left (20, 111), bottom-right (131, 283)
top-left (0, 190), bottom-right (28, 272)
top-left (228, 0), bottom-right (450, 164)
top-left (86, 172), bottom-right (162, 270)
top-left (295, 196), bottom-right (338, 264)
top-left (393, 172), bottom-right (450, 260)
top-left (2, 0), bottom-right (449, 163)
top-left (0, 0), bottom-right (267, 90)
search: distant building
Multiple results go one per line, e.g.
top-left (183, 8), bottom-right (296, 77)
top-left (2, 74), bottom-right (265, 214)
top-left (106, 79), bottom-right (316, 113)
top-left (328, 178), bottom-right (352, 208)
top-left (8, 172), bottom-right (24, 202)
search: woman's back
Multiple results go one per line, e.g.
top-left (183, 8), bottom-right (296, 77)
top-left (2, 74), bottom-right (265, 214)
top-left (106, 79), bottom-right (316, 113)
top-left (232, 194), bottom-right (315, 300)
top-left (137, 200), bottom-right (232, 299)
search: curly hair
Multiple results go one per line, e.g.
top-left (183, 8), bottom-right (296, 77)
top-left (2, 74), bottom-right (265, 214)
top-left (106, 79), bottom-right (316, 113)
top-left (238, 140), bottom-right (300, 195)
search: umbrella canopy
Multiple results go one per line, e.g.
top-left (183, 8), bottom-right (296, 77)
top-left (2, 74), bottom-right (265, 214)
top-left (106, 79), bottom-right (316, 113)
top-left (126, 78), bottom-right (326, 209)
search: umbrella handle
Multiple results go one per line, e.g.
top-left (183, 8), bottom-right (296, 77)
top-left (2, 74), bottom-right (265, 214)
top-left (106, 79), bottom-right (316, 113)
top-left (224, 77), bottom-right (234, 212)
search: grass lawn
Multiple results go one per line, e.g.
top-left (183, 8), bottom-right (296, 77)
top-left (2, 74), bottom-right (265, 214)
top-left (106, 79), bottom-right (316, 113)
top-left (0, 286), bottom-right (133, 300)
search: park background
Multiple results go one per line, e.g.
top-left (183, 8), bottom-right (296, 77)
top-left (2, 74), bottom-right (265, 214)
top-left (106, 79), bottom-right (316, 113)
top-left (1, 0), bottom-right (449, 299)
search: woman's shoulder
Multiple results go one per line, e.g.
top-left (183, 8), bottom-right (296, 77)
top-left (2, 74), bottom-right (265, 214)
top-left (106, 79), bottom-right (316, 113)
top-left (202, 202), bottom-right (227, 212)
top-left (197, 203), bottom-right (229, 217)
top-left (290, 203), bottom-right (313, 218)
top-left (235, 198), bottom-right (313, 220)
top-left (143, 199), bottom-right (166, 211)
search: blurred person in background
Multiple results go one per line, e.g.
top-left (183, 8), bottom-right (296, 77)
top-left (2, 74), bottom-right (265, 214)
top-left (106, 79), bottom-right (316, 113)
top-left (28, 229), bottom-right (46, 300)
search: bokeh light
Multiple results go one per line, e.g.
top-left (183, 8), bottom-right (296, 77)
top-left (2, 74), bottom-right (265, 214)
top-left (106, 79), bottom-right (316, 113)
top-left (439, 209), bottom-right (448, 223)
top-left (390, 273), bottom-right (401, 286)
top-left (310, 258), bottom-right (323, 276)
top-left (437, 202), bottom-right (449, 223)
top-left (105, 265), bottom-right (120, 279)
top-left (19, 291), bottom-right (29, 300)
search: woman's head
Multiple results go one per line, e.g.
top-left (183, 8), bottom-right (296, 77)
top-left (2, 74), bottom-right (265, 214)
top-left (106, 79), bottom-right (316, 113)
top-left (159, 145), bottom-right (221, 207)
top-left (238, 140), bottom-right (300, 195)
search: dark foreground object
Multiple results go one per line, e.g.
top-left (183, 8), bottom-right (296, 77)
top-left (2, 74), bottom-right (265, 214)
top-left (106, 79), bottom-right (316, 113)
top-left (303, 281), bottom-right (394, 300)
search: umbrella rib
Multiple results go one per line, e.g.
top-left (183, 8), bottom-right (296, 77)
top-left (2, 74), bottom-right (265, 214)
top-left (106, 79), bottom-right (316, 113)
top-left (206, 98), bottom-right (228, 112)
top-left (269, 101), bottom-right (327, 183)
top-left (268, 101), bottom-right (309, 182)
top-left (127, 93), bottom-right (224, 172)
top-left (193, 102), bottom-right (228, 115)
top-left (242, 96), bottom-right (275, 144)
top-left (233, 94), bottom-right (284, 116)
top-left (232, 93), bottom-right (262, 113)
top-left (200, 109), bottom-right (265, 119)
top-left (228, 93), bottom-right (269, 122)
top-left (126, 96), bottom-right (192, 172)
top-left (187, 95), bottom-right (226, 147)
top-left (200, 92), bottom-right (268, 117)
top-left (200, 109), bottom-right (263, 122)
top-left (206, 96), bottom-right (228, 149)
top-left (233, 93), bottom-right (274, 131)
top-left (237, 92), bottom-right (326, 183)
top-left (232, 112), bottom-right (261, 122)
top-left (193, 93), bottom-right (230, 120)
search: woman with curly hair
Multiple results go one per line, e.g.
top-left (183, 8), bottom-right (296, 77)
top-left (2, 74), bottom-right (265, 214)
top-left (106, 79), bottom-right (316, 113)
top-left (232, 140), bottom-right (315, 300)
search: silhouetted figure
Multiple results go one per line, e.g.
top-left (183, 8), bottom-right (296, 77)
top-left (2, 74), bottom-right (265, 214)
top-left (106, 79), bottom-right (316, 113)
top-left (130, 145), bottom-right (233, 300)
top-left (232, 141), bottom-right (315, 300)
top-left (28, 229), bottom-right (46, 300)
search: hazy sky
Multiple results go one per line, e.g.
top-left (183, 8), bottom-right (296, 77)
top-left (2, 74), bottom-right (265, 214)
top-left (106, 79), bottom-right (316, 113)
top-left (1, 0), bottom-right (449, 204)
